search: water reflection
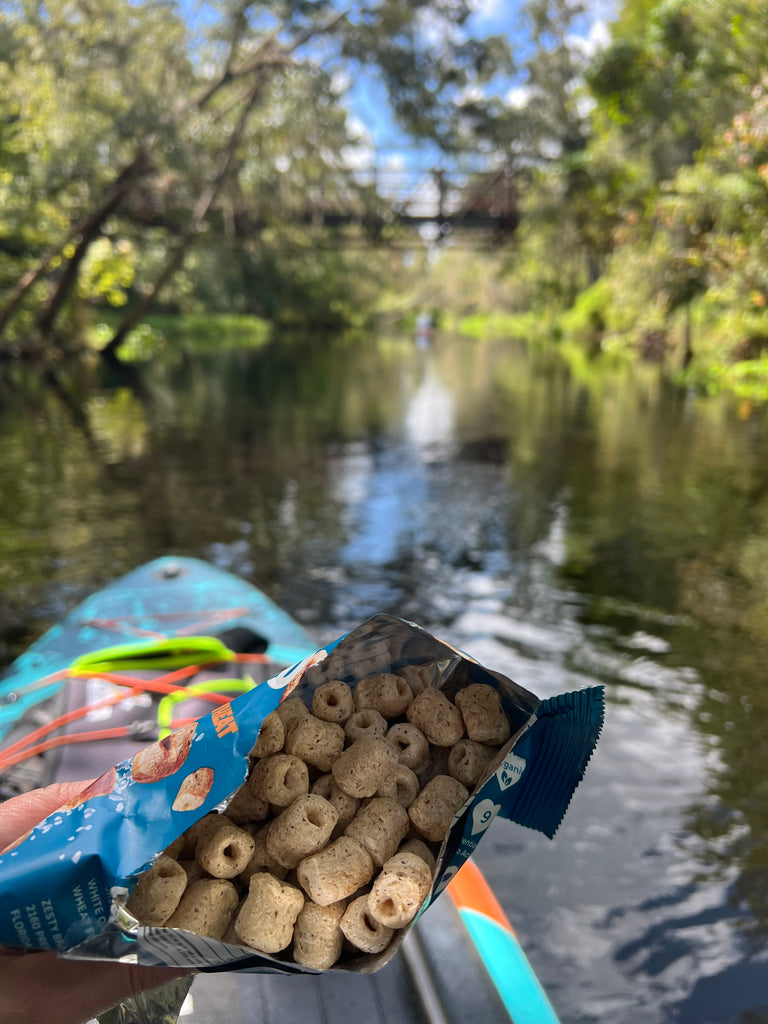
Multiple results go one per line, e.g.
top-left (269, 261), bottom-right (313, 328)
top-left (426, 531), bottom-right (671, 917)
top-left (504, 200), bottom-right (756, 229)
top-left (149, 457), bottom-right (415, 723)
top-left (404, 353), bottom-right (454, 455)
top-left (2, 332), bottom-right (768, 1021)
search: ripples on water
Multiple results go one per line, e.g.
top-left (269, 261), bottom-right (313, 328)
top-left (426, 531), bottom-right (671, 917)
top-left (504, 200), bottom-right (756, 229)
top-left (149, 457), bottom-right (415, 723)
top-left (2, 332), bottom-right (768, 1022)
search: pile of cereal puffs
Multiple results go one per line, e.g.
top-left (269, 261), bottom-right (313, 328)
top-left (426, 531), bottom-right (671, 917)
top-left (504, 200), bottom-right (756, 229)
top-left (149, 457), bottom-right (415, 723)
top-left (127, 670), bottom-right (512, 969)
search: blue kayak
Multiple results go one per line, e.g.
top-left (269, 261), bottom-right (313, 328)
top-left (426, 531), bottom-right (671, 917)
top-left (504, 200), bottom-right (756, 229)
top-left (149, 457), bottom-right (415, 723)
top-left (0, 556), bottom-right (315, 795)
top-left (0, 555), bottom-right (562, 1024)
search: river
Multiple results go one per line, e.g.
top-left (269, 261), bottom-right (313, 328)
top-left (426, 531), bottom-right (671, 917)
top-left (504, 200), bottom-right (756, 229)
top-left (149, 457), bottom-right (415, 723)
top-left (1, 328), bottom-right (768, 1022)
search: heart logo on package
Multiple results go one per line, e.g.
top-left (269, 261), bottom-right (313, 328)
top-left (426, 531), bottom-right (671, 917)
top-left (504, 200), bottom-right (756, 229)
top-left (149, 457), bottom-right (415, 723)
top-left (471, 799), bottom-right (501, 835)
top-left (496, 752), bottom-right (526, 791)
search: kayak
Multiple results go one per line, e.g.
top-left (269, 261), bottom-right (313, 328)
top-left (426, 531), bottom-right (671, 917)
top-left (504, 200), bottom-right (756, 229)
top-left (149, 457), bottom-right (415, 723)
top-left (0, 556), bottom-right (315, 796)
top-left (0, 555), bottom-right (561, 1024)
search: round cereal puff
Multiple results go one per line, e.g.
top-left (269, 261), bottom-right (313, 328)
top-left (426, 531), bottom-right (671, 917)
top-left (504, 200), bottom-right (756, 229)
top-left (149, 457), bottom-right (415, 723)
top-left (398, 838), bottom-right (437, 875)
top-left (344, 797), bottom-right (410, 868)
top-left (234, 873), bottom-right (304, 953)
top-left (292, 900), bottom-right (346, 969)
top-left (126, 854), bottom-right (187, 926)
top-left (386, 723), bottom-right (429, 773)
top-left (448, 738), bottom-right (498, 788)
top-left (332, 737), bottom-right (397, 799)
top-left (249, 711), bottom-right (285, 758)
top-left (311, 775), bottom-right (359, 835)
top-left (297, 835), bottom-right (374, 906)
top-left (239, 825), bottom-right (288, 884)
top-left (165, 878), bottom-right (239, 939)
top-left (343, 708), bottom-right (388, 743)
top-left (312, 680), bottom-right (355, 724)
top-left (340, 894), bottom-right (394, 954)
top-left (196, 819), bottom-right (255, 879)
top-left (274, 696), bottom-right (311, 730)
top-left (266, 794), bottom-right (338, 870)
top-left (368, 852), bottom-right (432, 928)
top-left (249, 753), bottom-right (309, 807)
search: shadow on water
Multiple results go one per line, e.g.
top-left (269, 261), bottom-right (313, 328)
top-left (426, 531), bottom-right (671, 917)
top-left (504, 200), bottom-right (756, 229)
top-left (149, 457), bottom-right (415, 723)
top-left (2, 330), bottom-right (768, 1021)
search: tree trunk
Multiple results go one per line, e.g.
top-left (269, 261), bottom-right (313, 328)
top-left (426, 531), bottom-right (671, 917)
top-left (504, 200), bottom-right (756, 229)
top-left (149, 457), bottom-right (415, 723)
top-left (102, 80), bottom-right (261, 362)
top-left (36, 220), bottom-right (102, 337)
top-left (681, 301), bottom-right (694, 368)
top-left (0, 152), bottom-right (151, 339)
top-left (100, 239), bottom-right (192, 359)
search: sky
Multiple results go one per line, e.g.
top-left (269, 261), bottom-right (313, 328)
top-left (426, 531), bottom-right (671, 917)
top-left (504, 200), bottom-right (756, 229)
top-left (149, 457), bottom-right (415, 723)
top-left (345, 0), bottom-right (615, 152)
top-left (341, 1), bottom-right (617, 216)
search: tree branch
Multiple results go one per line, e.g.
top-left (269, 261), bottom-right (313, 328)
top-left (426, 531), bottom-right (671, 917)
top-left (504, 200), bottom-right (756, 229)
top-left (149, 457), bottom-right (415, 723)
top-left (0, 150), bottom-right (152, 338)
top-left (102, 78), bottom-right (262, 359)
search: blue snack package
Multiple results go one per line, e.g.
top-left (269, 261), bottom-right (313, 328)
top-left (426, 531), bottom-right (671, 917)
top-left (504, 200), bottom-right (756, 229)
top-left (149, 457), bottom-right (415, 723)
top-left (0, 614), bottom-right (604, 972)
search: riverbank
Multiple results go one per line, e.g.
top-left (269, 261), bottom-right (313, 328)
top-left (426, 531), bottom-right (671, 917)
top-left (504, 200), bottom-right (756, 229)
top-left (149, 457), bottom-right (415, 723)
top-left (456, 302), bottom-right (768, 404)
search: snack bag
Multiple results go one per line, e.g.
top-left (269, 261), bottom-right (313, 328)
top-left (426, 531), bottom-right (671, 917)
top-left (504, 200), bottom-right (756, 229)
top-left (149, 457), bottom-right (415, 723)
top-left (0, 615), bottom-right (603, 981)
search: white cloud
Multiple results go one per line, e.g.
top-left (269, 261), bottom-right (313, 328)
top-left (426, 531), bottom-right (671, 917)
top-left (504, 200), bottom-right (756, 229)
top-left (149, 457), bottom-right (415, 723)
top-left (469, 0), bottom-right (503, 18)
top-left (505, 85), bottom-right (531, 110)
top-left (330, 68), bottom-right (352, 97)
top-left (569, 18), bottom-right (611, 58)
top-left (383, 153), bottom-right (406, 171)
top-left (415, 7), bottom-right (461, 49)
top-left (346, 114), bottom-right (373, 145)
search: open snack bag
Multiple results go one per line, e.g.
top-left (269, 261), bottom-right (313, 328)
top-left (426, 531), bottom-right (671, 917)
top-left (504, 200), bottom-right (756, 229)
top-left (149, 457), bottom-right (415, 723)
top-left (0, 615), bottom-right (604, 1021)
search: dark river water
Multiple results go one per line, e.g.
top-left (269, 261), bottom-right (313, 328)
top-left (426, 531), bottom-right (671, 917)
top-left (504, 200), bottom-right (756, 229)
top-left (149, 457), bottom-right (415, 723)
top-left (2, 329), bottom-right (768, 1022)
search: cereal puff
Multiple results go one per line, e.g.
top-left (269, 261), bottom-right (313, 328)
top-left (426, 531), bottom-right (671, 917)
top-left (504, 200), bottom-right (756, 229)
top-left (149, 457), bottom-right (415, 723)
top-left (285, 715), bottom-right (345, 773)
top-left (312, 680), bottom-right (355, 724)
top-left (354, 673), bottom-right (413, 718)
top-left (292, 900), bottom-right (347, 969)
top-left (386, 723), bottom-right (430, 774)
top-left (368, 851), bottom-right (432, 928)
top-left (408, 775), bottom-right (469, 843)
top-left (266, 794), bottom-right (338, 870)
top-left (165, 878), bottom-right (239, 939)
top-left (196, 819), bottom-right (256, 879)
top-left (234, 872), bottom-right (304, 954)
top-left (344, 797), bottom-right (410, 868)
top-left (454, 683), bottom-right (511, 745)
top-left (239, 824), bottom-right (288, 884)
top-left (343, 708), bottom-right (388, 743)
top-left (406, 689), bottom-right (464, 747)
top-left (448, 738), bottom-right (498, 788)
top-left (296, 835), bottom-right (374, 906)
top-left (332, 737), bottom-right (397, 799)
top-left (249, 753), bottom-right (309, 808)
top-left (126, 854), bottom-right (187, 926)
top-left (340, 894), bottom-right (394, 954)
top-left (249, 710), bottom-right (285, 758)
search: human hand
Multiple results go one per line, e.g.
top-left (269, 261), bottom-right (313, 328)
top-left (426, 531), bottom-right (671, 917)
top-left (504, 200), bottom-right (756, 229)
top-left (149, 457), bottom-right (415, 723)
top-left (0, 781), bottom-right (189, 1024)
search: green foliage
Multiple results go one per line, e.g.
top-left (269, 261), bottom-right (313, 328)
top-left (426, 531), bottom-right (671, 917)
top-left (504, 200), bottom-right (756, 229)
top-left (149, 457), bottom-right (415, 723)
top-left (499, 0), bottom-right (768, 399)
top-left (0, 0), bottom-right (513, 352)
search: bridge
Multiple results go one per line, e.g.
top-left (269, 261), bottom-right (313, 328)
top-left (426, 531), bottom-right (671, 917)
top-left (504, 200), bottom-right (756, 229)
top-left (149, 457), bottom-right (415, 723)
top-left (293, 159), bottom-right (519, 247)
top-left (125, 156), bottom-right (519, 249)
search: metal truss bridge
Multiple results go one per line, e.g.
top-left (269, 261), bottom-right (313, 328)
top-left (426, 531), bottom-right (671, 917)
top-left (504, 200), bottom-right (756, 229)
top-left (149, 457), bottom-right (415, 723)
top-left (297, 158), bottom-right (519, 247)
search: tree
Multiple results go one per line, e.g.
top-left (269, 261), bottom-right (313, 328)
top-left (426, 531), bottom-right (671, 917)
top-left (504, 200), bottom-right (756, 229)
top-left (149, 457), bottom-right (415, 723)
top-left (0, 0), bottom-right (513, 357)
